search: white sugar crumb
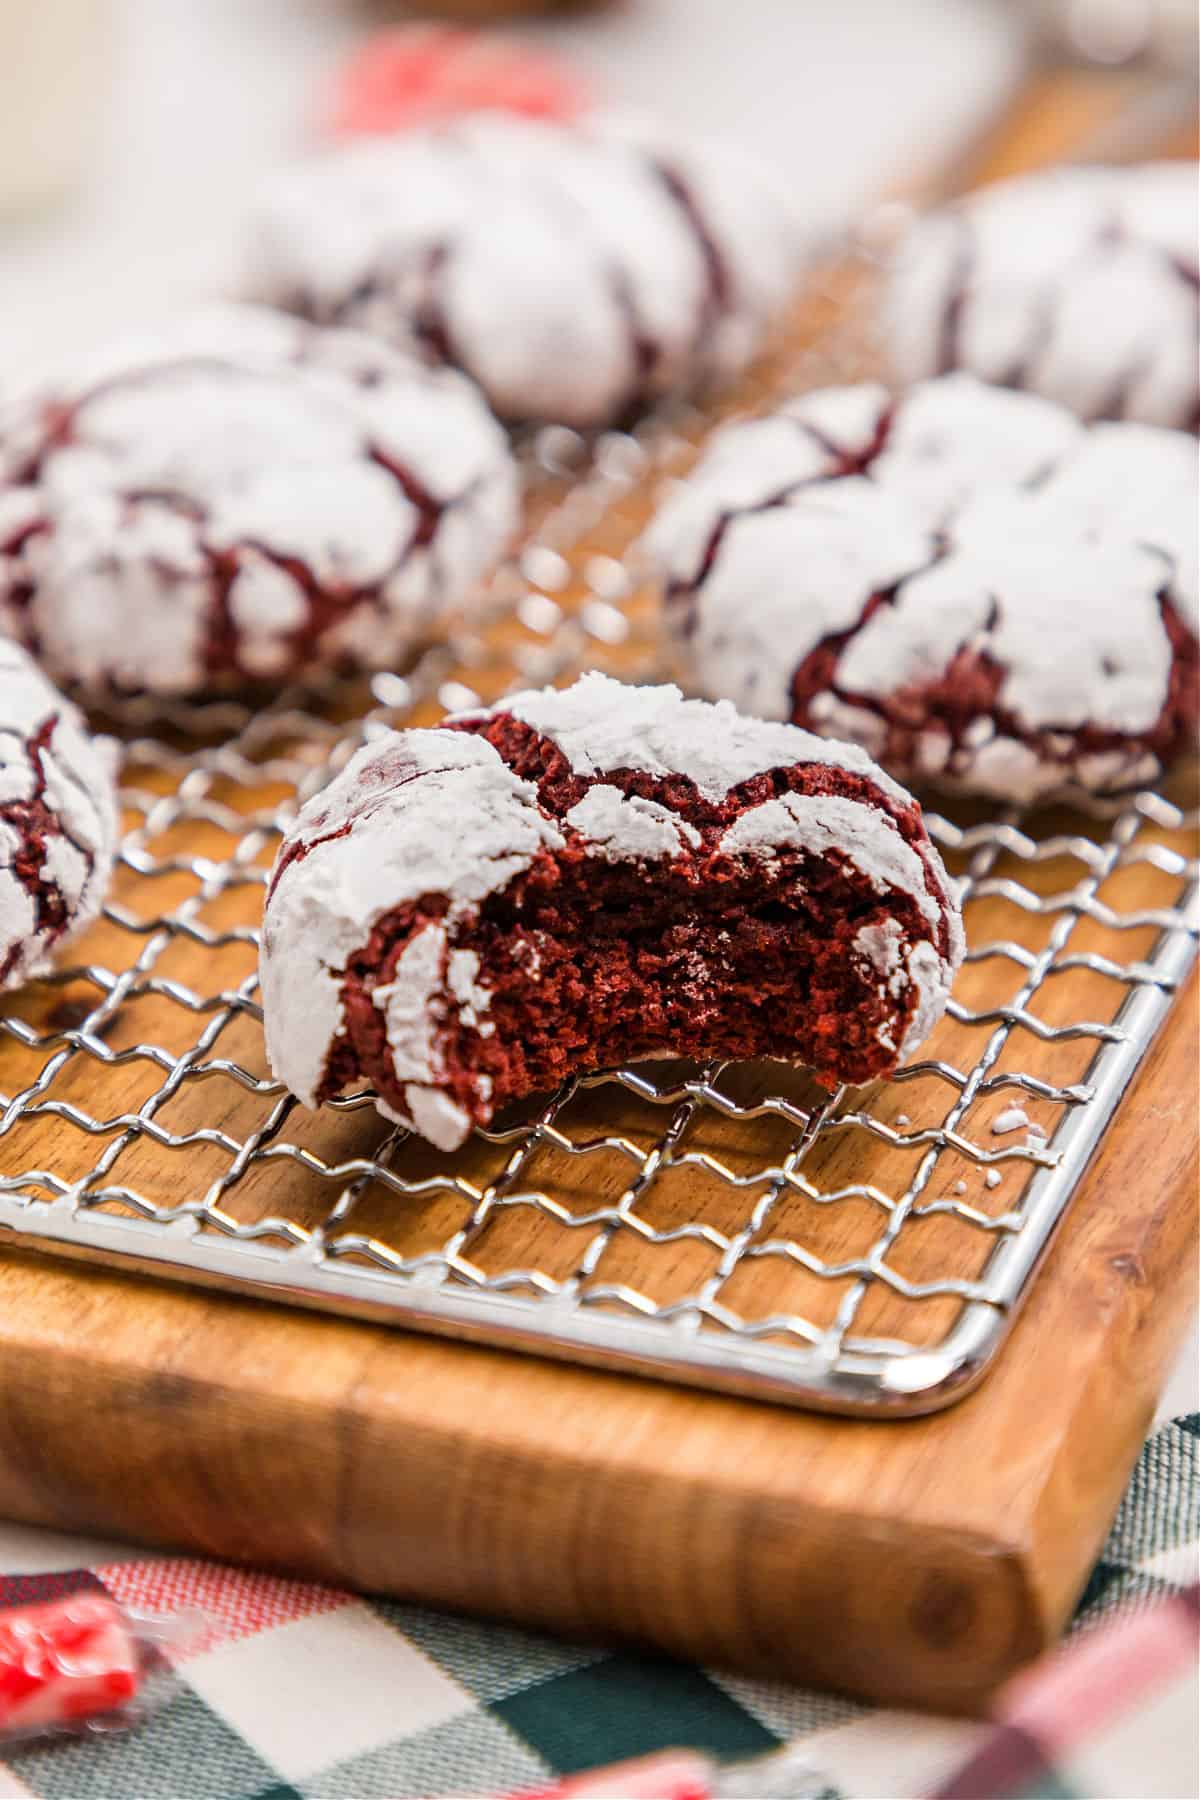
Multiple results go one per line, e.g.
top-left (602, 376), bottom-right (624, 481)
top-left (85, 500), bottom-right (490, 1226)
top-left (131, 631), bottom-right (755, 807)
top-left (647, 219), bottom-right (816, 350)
top-left (991, 1105), bottom-right (1030, 1135)
top-left (985, 1169), bottom-right (1003, 1189)
top-left (895, 1113), bottom-right (911, 1127)
top-left (952, 1179), bottom-right (967, 1196)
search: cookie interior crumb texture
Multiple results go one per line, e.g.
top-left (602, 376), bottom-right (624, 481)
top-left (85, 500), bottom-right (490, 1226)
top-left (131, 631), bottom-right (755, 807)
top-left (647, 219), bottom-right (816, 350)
top-left (886, 161), bottom-right (1200, 431)
top-left (260, 675), bottom-right (964, 1150)
top-left (0, 304), bottom-right (518, 698)
top-left (0, 639), bottom-right (119, 991)
top-left (643, 372), bottom-right (1199, 802)
top-left (248, 112), bottom-right (805, 429)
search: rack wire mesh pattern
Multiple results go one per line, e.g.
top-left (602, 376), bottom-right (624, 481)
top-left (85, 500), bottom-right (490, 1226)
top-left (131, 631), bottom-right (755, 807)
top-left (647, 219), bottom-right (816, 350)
top-left (0, 254), bottom-right (1196, 1416)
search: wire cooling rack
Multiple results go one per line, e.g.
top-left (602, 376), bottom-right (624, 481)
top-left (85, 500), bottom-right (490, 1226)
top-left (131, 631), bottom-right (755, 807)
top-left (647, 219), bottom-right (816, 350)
top-left (0, 255), bottom-right (1196, 1417)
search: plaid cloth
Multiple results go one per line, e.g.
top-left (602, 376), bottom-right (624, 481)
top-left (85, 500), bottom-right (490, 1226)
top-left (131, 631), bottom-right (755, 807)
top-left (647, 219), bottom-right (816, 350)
top-left (0, 1346), bottom-right (1195, 1800)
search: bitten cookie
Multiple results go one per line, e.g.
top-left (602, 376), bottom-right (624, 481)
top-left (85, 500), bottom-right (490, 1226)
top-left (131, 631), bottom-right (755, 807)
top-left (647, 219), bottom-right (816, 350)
top-left (0, 639), bottom-right (119, 991)
top-left (0, 305), bottom-right (518, 698)
top-left (248, 113), bottom-right (802, 429)
top-left (260, 674), bottom-right (963, 1150)
top-left (886, 162), bottom-right (1199, 430)
top-left (642, 374), bottom-right (1199, 802)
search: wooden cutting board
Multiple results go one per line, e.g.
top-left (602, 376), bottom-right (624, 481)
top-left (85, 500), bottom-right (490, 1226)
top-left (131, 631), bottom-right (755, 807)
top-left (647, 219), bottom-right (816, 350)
top-left (0, 75), bottom-right (1196, 1715)
top-left (0, 974), bottom-right (1194, 1713)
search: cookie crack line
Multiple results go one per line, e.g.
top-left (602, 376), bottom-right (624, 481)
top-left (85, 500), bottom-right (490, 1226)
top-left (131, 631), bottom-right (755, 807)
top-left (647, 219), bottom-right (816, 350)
top-left (649, 157), bottom-right (732, 369)
top-left (453, 703), bottom-right (948, 889)
top-left (679, 403), bottom-right (897, 605)
top-left (796, 594), bottom-right (1195, 791)
top-left (935, 214), bottom-right (975, 378)
top-left (124, 437), bottom-right (474, 683)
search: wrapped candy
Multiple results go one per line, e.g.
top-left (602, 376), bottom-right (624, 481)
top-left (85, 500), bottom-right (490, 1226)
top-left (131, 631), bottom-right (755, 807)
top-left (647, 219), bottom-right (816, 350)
top-left (0, 1592), bottom-right (209, 1744)
top-left (507, 1744), bottom-right (831, 1798)
top-left (0, 1594), bottom-right (139, 1736)
top-left (322, 25), bottom-right (593, 140)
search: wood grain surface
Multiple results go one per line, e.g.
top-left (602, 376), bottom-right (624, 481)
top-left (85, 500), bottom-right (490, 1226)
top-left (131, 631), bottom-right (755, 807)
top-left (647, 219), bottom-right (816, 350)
top-left (0, 972), bottom-right (1194, 1711)
top-left (0, 77), bottom-right (1196, 1711)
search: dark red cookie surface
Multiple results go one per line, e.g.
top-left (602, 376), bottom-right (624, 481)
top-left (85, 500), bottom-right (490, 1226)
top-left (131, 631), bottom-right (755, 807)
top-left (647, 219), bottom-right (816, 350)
top-left (260, 675), bottom-right (963, 1149)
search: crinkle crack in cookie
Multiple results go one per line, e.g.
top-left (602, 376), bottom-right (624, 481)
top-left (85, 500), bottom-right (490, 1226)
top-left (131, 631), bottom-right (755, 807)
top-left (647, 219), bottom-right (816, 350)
top-left (0, 305), bottom-right (518, 698)
top-left (248, 112), bottom-right (803, 429)
top-left (642, 374), bottom-right (1199, 802)
top-left (0, 639), bottom-right (119, 991)
top-left (886, 162), bottom-right (1199, 430)
top-left (260, 674), bottom-right (964, 1150)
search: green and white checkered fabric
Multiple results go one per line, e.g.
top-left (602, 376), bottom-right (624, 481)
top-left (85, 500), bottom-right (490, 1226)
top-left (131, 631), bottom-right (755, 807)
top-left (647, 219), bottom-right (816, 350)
top-left (1, 1355), bottom-right (1195, 1800)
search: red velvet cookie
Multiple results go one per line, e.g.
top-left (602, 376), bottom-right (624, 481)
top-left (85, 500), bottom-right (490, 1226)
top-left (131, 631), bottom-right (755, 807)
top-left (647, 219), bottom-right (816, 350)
top-left (642, 374), bottom-right (1198, 802)
top-left (248, 113), bottom-right (802, 429)
top-left (0, 638), bottom-right (119, 991)
top-left (0, 306), bottom-right (517, 698)
top-left (260, 674), bottom-right (964, 1149)
top-left (886, 162), bottom-right (1199, 430)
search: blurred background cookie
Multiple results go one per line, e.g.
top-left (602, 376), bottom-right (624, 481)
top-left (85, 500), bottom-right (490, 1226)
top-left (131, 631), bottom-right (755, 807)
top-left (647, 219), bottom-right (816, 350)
top-left (886, 162), bottom-right (1199, 430)
top-left (249, 112), bottom-right (804, 429)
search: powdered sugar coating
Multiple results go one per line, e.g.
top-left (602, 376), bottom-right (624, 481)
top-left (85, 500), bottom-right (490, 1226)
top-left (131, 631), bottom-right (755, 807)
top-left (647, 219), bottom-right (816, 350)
top-left (644, 374), bottom-right (1199, 802)
top-left (0, 638), bottom-right (119, 990)
top-left (496, 669), bottom-right (917, 808)
top-left (0, 305), bottom-right (518, 697)
top-left (563, 785), bottom-right (701, 860)
top-left (886, 162), bottom-right (1199, 430)
top-left (718, 793), bottom-right (941, 930)
top-left (248, 112), bottom-right (804, 429)
top-left (260, 728), bottom-right (563, 1112)
top-left (261, 675), bottom-right (963, 1149)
